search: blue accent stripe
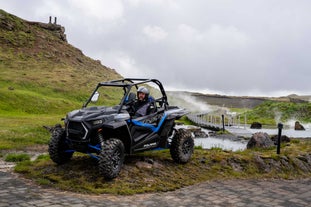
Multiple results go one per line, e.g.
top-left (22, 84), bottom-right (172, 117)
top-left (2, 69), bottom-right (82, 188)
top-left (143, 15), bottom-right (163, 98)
top-left (131, 113), bottom-right (167, 132)
top-left (131, 119), bottom-right (156, 131)
top-left (87, 152), bottom-right (100, 160)
top-left (152, 147), bottom-right (165, 151)
top-left (155, 113), bottom-right (167, 132)
top-left (88, 144), bottom-right (101, 151)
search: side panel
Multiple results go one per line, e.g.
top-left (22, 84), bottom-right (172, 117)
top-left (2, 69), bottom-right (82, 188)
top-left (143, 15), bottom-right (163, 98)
top-left (101, 122), bottom-right (132, 154)
top-left (131, 130), bottom-right (160, 152)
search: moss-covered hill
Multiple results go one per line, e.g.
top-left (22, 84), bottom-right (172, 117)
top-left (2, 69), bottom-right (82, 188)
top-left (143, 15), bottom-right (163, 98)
top-left (0, 9), bottom-right (122, 116)
top-left (0, 10), bottom-right (122, 149)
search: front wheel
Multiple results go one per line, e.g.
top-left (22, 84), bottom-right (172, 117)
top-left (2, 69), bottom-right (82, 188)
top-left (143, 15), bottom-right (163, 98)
top-left (98, 138), bottom-right (125, 179)
top-left (170, 128), bottom-right (194, 163)
top-left (48, 127), bottom-right (73, 164)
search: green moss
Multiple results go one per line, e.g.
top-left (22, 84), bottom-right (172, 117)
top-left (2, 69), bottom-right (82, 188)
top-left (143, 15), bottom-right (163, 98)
top-left (5, 153), bottom-right (30, 162)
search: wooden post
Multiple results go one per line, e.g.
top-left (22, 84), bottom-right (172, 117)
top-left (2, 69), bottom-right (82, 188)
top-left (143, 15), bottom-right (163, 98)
top-left (277, 123), bottom-right (283, 154)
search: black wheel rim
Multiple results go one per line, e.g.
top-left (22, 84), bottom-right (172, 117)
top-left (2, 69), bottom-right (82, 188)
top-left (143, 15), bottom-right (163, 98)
top-left (111, 148), bottom-right (121, 170)
top-left (182, 139), bottom-right (192, 155)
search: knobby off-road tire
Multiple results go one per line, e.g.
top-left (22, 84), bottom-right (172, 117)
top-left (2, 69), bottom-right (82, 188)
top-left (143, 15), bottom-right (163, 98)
top-left (98, 138), bottom-right (125, 180)
top-left (48, 127), bottom-right (73, 164)
top-left (170, 128), bottom-right (194, 163)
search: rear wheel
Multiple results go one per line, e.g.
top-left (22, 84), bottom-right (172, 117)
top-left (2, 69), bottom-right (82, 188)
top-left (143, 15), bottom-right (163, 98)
top-left (98, 138), bottom-right (125, 179)
top-left (170, 128), bottom-right (194, 163)
top-left (48, 127), bottom-right (73, 164)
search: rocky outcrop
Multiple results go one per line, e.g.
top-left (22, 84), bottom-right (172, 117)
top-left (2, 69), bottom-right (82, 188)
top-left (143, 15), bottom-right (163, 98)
top-left (0, 11), bottom-right (66, 42)
top-left (26, 17), bottom-right (67, 42)
top-left (253, 154), bottom-right (311, 174)
top-left (247, 132), bottom-right (274, 149)
top-left (214, 153), bottom-right (311, 175)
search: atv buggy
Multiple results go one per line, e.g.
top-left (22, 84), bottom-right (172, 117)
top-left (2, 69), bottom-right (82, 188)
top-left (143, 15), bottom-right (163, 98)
top-left (48, 78), bottom-right (194, 179)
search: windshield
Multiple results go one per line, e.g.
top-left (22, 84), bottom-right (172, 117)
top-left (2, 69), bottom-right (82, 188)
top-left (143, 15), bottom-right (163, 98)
top-left (87, 86), bottom-right (125, 107)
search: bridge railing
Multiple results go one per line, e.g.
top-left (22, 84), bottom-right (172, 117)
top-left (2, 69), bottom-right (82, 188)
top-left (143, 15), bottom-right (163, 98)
top-left (186, 112), bottom-right (245, 131)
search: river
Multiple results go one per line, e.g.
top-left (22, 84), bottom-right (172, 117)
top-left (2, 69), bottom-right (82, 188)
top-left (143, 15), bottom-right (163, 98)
top-left (194, 127), bottom-right (311, 151)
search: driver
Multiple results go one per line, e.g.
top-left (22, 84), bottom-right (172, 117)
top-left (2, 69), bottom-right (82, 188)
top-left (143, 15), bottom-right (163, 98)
top-left (132, 86), bottom-right (152, 117)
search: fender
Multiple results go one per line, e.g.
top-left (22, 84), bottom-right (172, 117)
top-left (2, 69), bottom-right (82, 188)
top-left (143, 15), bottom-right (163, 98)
top-left (165, 108), bottom-right (189, 120)
top-left (102, 121), bottom-right (133, 153)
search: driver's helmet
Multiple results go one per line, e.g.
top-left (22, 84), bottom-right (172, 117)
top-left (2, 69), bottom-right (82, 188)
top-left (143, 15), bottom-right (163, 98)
top-left (137, 86), bottom-right (149, 100)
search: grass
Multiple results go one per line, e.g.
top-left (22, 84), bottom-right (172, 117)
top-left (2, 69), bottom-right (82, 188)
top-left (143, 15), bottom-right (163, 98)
top-left (241, 100), bottom-right (311, 125)
top-left (5, 153), bottom-right (30, 162)
top-left (12, 139), bottom-right (311, 195)
top-left (0, 34), bottom-right (120, 150)
top-left (0, 114), bottom-right (61, 150)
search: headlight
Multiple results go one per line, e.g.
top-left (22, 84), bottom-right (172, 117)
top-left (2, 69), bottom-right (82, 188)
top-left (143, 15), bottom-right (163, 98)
top-left (92, 119), bottom-right (103, 125)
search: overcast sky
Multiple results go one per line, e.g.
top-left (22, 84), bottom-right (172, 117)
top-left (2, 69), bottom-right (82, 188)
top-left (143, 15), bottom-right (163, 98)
top-left (1, 0), bottom-right (311, 96)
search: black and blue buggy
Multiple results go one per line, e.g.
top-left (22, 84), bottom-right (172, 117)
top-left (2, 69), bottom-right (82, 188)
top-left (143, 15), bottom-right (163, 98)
top-left (48, 78), bottom-right (194, 179)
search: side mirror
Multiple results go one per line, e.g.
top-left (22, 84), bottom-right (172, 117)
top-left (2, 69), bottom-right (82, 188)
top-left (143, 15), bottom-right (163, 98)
top-left (91, 91), bottom-right (99, 102)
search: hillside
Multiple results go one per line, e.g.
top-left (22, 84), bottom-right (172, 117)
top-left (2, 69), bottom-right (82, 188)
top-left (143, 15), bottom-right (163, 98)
top-left (0, 9), bottom-right (126, 150)
top-left (167, 91), bottom-right (311, 125)
top-left (168, 91), bottom-right (311, 109)
top-left (0, 9), bottom-right (122, 115)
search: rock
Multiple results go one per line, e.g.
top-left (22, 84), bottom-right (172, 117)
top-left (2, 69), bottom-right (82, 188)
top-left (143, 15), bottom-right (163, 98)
top-left (193, 130), bottom-right (208, 138)
top-left (294, 121), bottom-right (305, 130)
top-left (26, 20), bottom-right (67, 42)
top-left (253, 155), bottom-right (269, 173)
top-left (250, 122), bottom-right (262, 129)
top-left (186, 127), bottom-right (208, 138)
top-left (135, 161), bottom-right (152, 169)
top-left (208, 131), bottom-right (217, 137)
top-left (270, 135), bottom-right (291, 144)
top-left (228, 158), bottom-right (244, 172)
top-left (247, 132), bottom-right (274, 149)
top-left (153, 161), bottom-right (164, 169)
top-left (280, 156), bottom-right (294, 171)
top-left (292, 158), bottom-right (310, 172)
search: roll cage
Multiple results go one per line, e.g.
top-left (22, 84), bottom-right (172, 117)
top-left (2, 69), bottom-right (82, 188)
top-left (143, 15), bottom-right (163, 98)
top-left (82, 78), bottom-right (169, 112)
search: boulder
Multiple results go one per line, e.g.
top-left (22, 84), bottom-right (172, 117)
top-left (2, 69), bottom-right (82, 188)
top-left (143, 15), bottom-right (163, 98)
top-left (135, 161), bottom-right (152, 169)
top-left (193, 130), bottom-right (208, 138)
top-left (247, 132), bottom-right (274, 149)
top-left (187, 127), bottom-right (208, 138)
top-left (270, 135), bottom-right (291, 144)
top-left (250, 122), bottom-right (262, 129)
top-left (294, 121), bottom-right (305, 130)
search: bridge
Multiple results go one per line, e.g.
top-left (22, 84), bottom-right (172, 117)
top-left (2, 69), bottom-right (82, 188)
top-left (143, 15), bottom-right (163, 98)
top-left (186, 112), bottom-right (253, 137)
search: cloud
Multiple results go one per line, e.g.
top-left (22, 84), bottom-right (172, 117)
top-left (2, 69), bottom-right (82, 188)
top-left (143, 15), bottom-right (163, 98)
top-left (68, 0), bottom-right (124, 21)
top-left (142, 25), bottom-right (167, 42)
top-left (1, 0), bottom-right (311, 96)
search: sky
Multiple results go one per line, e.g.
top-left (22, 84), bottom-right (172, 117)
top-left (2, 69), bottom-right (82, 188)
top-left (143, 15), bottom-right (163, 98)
top-left (1, 0), bottom-right (311, 97)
